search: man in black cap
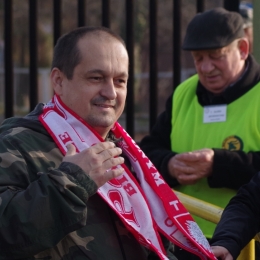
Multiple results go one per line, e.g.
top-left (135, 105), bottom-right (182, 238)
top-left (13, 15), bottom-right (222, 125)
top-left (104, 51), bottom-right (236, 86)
top-left (140, 7), bottom-right (260, 259)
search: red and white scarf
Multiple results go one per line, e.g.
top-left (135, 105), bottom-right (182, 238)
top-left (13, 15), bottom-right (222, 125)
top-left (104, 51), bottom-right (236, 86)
top-left (39, 95), bottom-right (216, 260)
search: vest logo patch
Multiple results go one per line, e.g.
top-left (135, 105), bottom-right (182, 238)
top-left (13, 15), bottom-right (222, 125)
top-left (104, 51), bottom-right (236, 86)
top-left (222, 135), bottom-right (243, 151)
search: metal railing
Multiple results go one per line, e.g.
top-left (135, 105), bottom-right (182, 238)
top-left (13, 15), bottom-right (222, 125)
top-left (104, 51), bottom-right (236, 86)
top-left (3, 0), bottom-right (240, 138)
top-left (175, 190), bottom-right (255, 260)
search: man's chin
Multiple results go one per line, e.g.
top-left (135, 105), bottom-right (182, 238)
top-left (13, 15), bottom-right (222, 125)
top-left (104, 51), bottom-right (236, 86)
top-left (87, 117), bottom-right (116, 128)
top-left (205, 84), bottom-right (226, 94)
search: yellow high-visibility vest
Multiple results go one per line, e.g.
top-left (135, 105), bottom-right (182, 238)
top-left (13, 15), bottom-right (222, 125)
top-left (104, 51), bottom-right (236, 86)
top-left (170, 74), bottom-right (260, 237)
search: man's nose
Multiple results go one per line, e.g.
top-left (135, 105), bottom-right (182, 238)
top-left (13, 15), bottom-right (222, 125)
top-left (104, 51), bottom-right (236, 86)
top-left (200, 59), bottom-right (214, 73)
top-left (100, 79), bottom-right (117, 100)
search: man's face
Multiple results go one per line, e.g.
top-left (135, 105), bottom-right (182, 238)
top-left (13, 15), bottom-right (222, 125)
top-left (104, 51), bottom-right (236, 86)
top-left (53, 34), bottom-right (129, 138)
top-left (191, 41), bottom-right (246, 94)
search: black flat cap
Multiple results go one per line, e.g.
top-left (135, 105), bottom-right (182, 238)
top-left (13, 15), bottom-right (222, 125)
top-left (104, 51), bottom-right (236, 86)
top-left (182, 7), bottom-right (245, 50)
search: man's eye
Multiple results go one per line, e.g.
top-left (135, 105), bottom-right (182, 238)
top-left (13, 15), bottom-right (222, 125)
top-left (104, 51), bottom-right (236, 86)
top-left (115, 79), bottom-right (126, 85)
top-left (194, 57), bottom-right (202, 62)
top-left (91, 77), bottom-right (102, 81)
top-left (211, 54), bottom-right (223, 59)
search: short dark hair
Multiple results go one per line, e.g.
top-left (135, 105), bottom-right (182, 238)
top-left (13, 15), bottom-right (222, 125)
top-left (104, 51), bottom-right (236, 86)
top-left (51, 26), bottom-right (126, 79)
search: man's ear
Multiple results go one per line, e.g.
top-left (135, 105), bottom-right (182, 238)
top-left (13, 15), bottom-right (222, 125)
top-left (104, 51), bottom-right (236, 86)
top-left (50, 68), bottom-right (64, 95)
top-left (238, 38), bottom-right (249, 60)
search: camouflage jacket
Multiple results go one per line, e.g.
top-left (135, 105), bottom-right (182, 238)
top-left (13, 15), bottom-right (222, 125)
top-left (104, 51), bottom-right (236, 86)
top-left (0, 104), bottom-right (177, 260)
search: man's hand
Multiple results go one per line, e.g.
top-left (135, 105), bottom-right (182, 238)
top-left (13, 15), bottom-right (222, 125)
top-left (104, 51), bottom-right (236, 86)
top-left (211, 246), bottom-right (233, 260)
top-left (168, 148), bottom-right (214, 185)
top-left (63, 142), bottom-right (125, 187)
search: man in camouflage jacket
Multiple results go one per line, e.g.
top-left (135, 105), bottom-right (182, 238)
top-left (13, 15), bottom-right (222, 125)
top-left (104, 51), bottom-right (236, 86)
top-left (0, 27), bottom-right (176, 260)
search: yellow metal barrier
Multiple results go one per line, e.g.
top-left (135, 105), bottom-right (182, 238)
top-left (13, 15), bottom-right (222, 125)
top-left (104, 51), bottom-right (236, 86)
top-left (174, 190), bottom-right (255, 260)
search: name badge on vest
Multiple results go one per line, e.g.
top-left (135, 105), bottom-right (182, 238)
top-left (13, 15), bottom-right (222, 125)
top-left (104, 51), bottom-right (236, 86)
top-left (203, 105), bottom-right (227, 123)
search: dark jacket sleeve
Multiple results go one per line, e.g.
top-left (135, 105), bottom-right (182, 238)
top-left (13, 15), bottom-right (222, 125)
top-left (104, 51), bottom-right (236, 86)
top-left (209, 149), bottom-right (260, 189)
top-left (139, 95), bottom-right (179, 187)
top-left (0, 135), bottom-right (98, 258)
top-left (210, 172), bottom-right (260, 259)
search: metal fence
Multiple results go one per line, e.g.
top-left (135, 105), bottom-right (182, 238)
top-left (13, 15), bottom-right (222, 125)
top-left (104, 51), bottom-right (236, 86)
top-left (2, 0), bottom-right (240, 139)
